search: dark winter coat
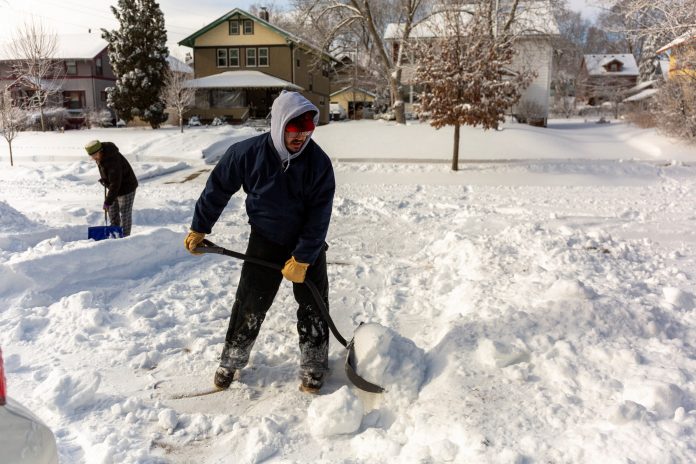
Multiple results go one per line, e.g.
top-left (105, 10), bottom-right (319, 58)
top-left (191, 132), bottom-right (335, 265)
top-left (97, 142), bottom-right (138, 205)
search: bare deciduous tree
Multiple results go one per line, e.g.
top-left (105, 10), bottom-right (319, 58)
top-left (597, 0), bottom-right (696, 81)
top-left (4, 20), bottom-right (64, 132)
top-left (291, 0), bottom-right (432, 124)
top-left (163, 69), bottom-right (195, 133)
top-left (0, 87), bottom-right (24, 166)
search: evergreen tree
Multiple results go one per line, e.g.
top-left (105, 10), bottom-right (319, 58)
top-left (102, 0), bottom-right (169, 128)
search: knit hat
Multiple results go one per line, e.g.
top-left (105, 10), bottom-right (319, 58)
top-left (85, 140), bottom-right (102, 155)
top-left (285, 111), bottom-right (316, 133)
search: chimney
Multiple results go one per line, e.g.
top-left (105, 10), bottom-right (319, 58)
top-left (259, 7), bottom-right (269, 22)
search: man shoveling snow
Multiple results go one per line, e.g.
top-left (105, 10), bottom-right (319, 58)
top-left (185, 91), bottom-right (336, 393)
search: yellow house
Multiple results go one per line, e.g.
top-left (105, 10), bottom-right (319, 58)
top-left (330, 87), bottom-right (376, 120)
top-left (178, 8), bottom-right (339, 124)
top-left (656, 30), bottom-right (696, 79)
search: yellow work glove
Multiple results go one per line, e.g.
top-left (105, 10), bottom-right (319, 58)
top-left (184, 230), bottom-right (206, 254)
top-left (281, 256), bottom-right (310, 283)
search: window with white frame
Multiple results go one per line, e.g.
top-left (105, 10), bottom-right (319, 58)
top-left (258, 48), bottom-right (269, 66)
top-left (66, 60), bottom-right (77, 75)
top-left (229, 48), bottom-right (240, 67)
top-left (217, 48), bottom-right (228, 67)
top-left (229, 20), bottom-right (240, 35)
top-left (246, 48), bottom-right (256, 67)
top-left (243, 19), bottom-right (254, 34)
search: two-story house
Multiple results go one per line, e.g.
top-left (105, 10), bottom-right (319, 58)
top-left (577, 54), bottom-right (639, 106)
top-left (178, 8), bottom-right (338, 124)
top-left (0, 33), bottom-right (115, 122)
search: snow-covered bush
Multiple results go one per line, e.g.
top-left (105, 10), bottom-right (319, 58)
top-left (25, 107), bottom-right (69, 131)
top-left (515, 100), bottom-right (546, 126)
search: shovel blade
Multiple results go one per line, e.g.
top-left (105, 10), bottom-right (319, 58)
top-left (88, 226), bottom-right (124, 241)
top-left (345, 340), bottom-right (385, 394)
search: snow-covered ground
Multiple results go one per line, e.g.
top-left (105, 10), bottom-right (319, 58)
top-left (2, 119), bottom-right (696, 463)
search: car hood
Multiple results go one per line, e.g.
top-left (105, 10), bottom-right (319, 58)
top-left (0, 399), bottom-right (58, 464)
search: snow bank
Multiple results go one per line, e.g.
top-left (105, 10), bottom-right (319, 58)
top-left (0, 228), bottom-right (188, 296)
top-left (0, 200), bottom-right (39, 232)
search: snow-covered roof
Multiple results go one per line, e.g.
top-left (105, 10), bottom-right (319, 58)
top-left (0, 33), bottom-right (107, 61)
top-left (623, 88), bottom-right (658, 102)
top-left (384, 2), bottom-right (559, 40)
top-left (656, 29), bottom-right (696, 54)
top-left (626, 80), bottom-right (656, 94)
top-left (185, 70), bottom-right (302, 90)
top-left (54, 34), bottom-right (108, 59)
top-left (330, 87), bottom-right (377, 98)
top-left (166, 56), bottom-right (193, 74)
top-left (583, 54), bottom-right (639, 76)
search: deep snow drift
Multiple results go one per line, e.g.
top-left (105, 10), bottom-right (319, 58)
top-left (1, 119), bottom-right (696, 463)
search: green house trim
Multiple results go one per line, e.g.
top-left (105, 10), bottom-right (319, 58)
top-left (178, 8), bottom-right (339, 64)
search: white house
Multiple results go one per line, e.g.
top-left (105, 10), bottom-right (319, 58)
top-left (384, 1), bottom-right (559, 126)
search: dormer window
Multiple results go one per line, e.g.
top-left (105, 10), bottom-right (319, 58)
top-left (243, 19), bottom-right (254, 35)
top-left (229, 20), bottom-right (240, 35)
top-left (604, 60), bottom-right (623, 72)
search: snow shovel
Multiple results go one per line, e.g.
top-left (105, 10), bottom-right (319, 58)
top-left (194, 239), bottom-right (385, 394)
top-left (88, 187), bottom-right (123, 241)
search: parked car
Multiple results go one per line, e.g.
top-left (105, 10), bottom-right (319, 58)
top-left (187, 115), bottom-right (202, 127)
top-left (211, 116), bottom-right (228, 126)
top-left (329, 103), bottom-right (347, 121)
top-left (0, 348), bottom-right (59, 464)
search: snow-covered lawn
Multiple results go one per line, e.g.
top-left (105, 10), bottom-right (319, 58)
top-left (1, 119), bottom-right (696, 463)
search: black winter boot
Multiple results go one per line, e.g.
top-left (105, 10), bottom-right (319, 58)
top-left (299, 371), bottom-right (325, 394)
top-left (214, 366), bottom-right (238, 389)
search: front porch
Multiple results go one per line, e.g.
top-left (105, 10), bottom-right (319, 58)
top-left (185, 70), bottom-right (302, 124)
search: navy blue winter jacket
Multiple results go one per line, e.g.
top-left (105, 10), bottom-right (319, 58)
top-left (191, 132), bottom-right (335, 265)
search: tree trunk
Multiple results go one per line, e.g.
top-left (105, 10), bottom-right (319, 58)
top-left (39, 103), bottom-right (46, 132)
top-left (179, 114), bottom-right (183, 133)
top-left (390, 76), bottom-right (406, 124)
top-left (452, 124), bottom-right (460, 171)
top-left (9, 141), bottom-right (14, 167)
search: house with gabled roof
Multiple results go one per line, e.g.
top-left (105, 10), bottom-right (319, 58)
top-left (178, 7), bottom-right (338, 124)
top-left (0, 33), bottom-right (115, 122)
top-left (577, 54), bottom-right (639, 105)
top-left (330, 87), bottom-right (376, 120)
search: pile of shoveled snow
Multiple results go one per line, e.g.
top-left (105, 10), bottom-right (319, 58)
top-left (351, 323), bottom-right (426, 400)
top-left (0, 200), bottom-right (38, 232)
top-left (306, 323), bottom-right (426, 438)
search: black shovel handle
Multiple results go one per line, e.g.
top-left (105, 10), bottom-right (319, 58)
top-left (194, 239), bottom-right (385, 394)
top-left (195, 239), bottom-right (348, 347)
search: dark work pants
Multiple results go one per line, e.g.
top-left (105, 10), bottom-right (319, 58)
top-left (220, 229), bottom-right (330, 375)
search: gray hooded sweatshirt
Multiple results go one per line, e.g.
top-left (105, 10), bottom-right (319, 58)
top-left (270, 90), bottom-right (320, 163)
